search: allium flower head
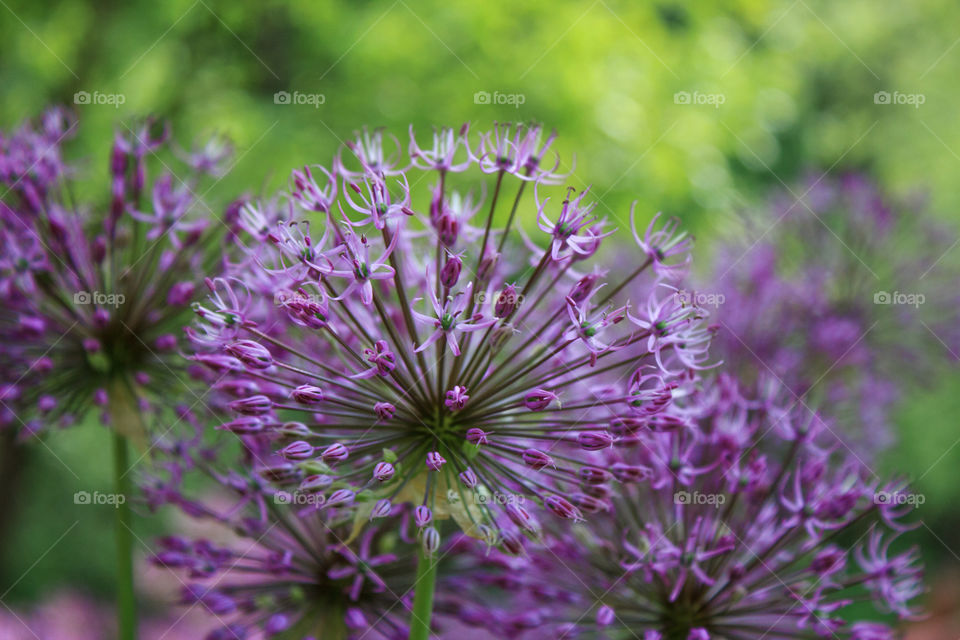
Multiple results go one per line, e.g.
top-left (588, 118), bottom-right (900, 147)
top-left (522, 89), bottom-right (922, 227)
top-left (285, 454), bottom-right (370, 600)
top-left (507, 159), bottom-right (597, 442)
top-left (450, 373), bottom-right (924, 639)
top-left (703, 172), bottom-right (959, 454)
top-left (191, 122), bottom-right (710, 553)
top-left (147, 430), bottom-right (469, 640)
top-left (0, 109), bottom-right (232, 440)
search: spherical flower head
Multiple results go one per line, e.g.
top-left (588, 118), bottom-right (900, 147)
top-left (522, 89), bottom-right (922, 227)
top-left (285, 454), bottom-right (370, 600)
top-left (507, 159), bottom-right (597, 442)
top-left (143, 436), bottom-right (477, 639)
top-left (701, 172), bottom-right (960, 457)
top-left (195, 122), bottom-right (713, 554)
top-left (456, 373), bottom-right (924, 638)
top-left (0, 108), bottom-right (232, 440)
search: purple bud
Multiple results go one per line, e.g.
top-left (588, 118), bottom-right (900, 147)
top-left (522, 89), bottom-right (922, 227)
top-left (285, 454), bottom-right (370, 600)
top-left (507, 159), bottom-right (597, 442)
top-left (459, 468), bottom-right (479, 488)
top-left (93, 388), bottom-right (108, 406)
top-left (370, 499), bottom-right (392, 519)
top-left (167, 281), bottom-right (196, 306)
top-left (569, 273), bottom-right (600, 304)
top-left (374, 401), bottom-right (396, 420)
top-left (494, 284), bottom-right (520, 318)
top-left (544, 495), bottom-right (584, 521)
top-left (415, 505), bottom-right (433, 528)
top-left (226, 340), bottom-right (273, 369)
top-left (300, 475), bottom-right (332, 492)
top-left (578, 431), bottom-right (613, 451)
top-left (523, 388), bottom-right (557, 411)
top-left (373, 461), bottom-right (395, 482)
top-left (579, 467), bottom-right (612, 485)
top-left (611, 463), bottom-right (650, 483)
top-left (478, 249), bottom-right (499, 282)
top-left (500, 529), bottom-right (525, 555)
top-left (345, 608), bottom-right (368, 630)
top-left (437, 214), bottom-right (459, 246)
top-left (326, 489), bottom-right (355, 507)
top-left (426, 451), bottom-right (446, 471)
top-left (38, 395), bottom-right (56, 412)
top-left (229, 395), bottom-right (272, 416)
top-left (596, 605), bottom-right (615, 627)
top-left (505, 503), bottom-right (540, 534)
top-left (440, 254), bottom-right (462, 287)
top-left (265, 614), bottom-right (291, 634)
top-left (83, 338), bottom-right (101, 353)
top-left (291, 384), bottom-right (324, 404)
top-left (522, 448), bottom-right (554, 470)
top-left (155, 334), bottom-right (177, 350)
top-left (421, 526), bottom-right (441, 554)
top-left (218, 416), bottom-right (264, 434)
top-left (570, 493), bottom-right (610, 514)
top-left (280, 440), bottom-right (314, 461)
top-left (321, 443), bottom-right (348, 464)
top-left (466, 428), bottom-right (489, 446)
top-left (444, 385), bottom-right (469, 412)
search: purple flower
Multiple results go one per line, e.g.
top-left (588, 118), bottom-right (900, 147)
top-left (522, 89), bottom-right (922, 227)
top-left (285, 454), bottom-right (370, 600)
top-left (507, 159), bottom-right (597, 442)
top-left (453, 374), bottom-right (924, 638)
top-left (192, 123), bottom-right (707, 550)
top-left (0, 108), bottom-right (231, 439)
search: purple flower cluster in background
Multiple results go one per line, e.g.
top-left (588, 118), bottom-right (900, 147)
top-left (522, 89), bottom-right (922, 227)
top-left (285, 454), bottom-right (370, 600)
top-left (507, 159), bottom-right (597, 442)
top-left (700, 173), bottom-right (959, 456)
top-left (0, 109), bottom-right (234, 442)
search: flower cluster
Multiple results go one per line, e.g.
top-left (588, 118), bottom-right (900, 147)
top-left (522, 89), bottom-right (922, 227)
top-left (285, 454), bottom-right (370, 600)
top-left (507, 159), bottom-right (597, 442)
top-left (145, 426), bottom-right (464, 640)
top-left (447, 373), bottom-right (924, 639)
top-left (0, 109), bottom-right (232, 441)
top-left (702, 172), bottom-right (959, 454)
top-left (187, 123), bottom-right (713, 554)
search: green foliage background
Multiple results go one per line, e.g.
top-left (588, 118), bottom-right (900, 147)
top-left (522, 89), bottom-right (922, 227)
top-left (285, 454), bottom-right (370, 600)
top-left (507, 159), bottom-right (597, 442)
top-left (1, 0), bottom-right (959, 626)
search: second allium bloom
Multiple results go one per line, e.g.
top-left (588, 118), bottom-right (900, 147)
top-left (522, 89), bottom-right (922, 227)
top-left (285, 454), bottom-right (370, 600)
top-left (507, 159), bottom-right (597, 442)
top-left (192, 123), bottom-right (714, 550)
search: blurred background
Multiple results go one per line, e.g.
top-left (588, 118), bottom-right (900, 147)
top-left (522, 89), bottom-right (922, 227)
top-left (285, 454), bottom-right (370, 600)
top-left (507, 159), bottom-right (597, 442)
top-left (1, 0), bottom-right (959, 636)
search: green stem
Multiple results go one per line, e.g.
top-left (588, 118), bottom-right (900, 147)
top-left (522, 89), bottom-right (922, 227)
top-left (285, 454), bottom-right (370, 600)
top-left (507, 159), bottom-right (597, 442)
top-left (112, 430), bottom-right (137, 640)
top-left (408, 549), bottom-right (438, 640)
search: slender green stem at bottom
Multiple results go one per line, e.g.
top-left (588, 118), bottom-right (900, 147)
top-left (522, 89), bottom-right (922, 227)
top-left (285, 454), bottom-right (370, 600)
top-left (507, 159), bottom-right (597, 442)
top-left (112, 430), bottom-right (137, 640)
top-left (408, 549), bottom-right (438, 640)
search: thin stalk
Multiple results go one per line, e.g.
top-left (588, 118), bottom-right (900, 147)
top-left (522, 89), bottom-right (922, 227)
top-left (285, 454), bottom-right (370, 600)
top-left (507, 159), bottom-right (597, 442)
top-left (112, 430), bottom-right (137, 640)
top-left (408, 549), bottom-right (438, 640)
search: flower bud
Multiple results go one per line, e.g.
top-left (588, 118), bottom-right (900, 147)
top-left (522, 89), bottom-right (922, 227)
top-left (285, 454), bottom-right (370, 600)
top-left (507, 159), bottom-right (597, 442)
top-left (579, 467), bottom-right (612, 485)
top-left (596, 605), bottom-right (615, 627)
top-left (421, 526), bottom-right (441, 554)
top-left (524, 388), bottom-right (557, 411)
top-left (505, 503), bottom-right (540, 535)
top-left (440, 254), bottom-right (462, 288)
top-left (466, 428), bottom-right (489, 446)
top-left (544, 495), bottom-right (584, 521)
top-left (374, 402), bottom-right (396, 420)
top-left (500, 529), bottom-right (525, 555)
top-left (522, 448), bottom-right (554, 470)
top-left (291, 384), bottom-right (324, 404)
top-left (578, 431), bottom-right (613, 451)
top-left (370, 498), bottom-right (392, 519)
top-left (444, 386), bottom-right (469, 412)
top-left (569, 273), bottom-right (600, 304)
top-left (167, 281), bottom-right (196, 306)
top-left (228, 395), bottom-right (272, 416)
top-left (373, 461), bottom-right (395, 482)
top-left (478, 250), bottom-right (499, 282)
top-left (570, 493), bottom-right (610, 514)
top-left (437, 214), bottom-right (459, 246)
top-left (459, 468), bottom-right (479, 488)
top-left (611, 463), bottom-right (650, 483)
top-left (326, 489), bottom-right (355, 507)
top-left (226, 340), bottom-right (273, 370)
top-left (415, 505), bottom-right (433, 528)
top-left (494, 284), bottom-right (520, 318)
top-left (299, 475), bottom-right (332, 492)
top-left (280, 441), bottom-right (314, 461)
top-left (218, 416), bottom-right (264, 434)
top-left (321, 443), bottom-right (348, 464)
top-left (426, 451), bottom-right (447, 471)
